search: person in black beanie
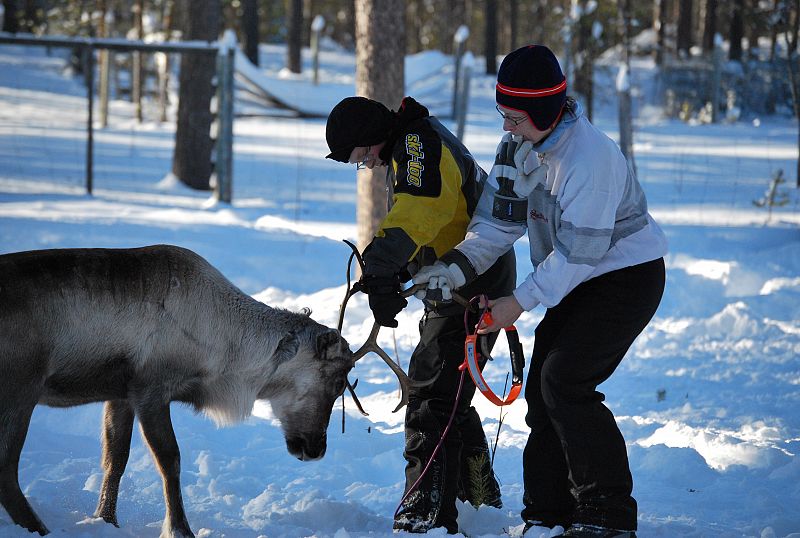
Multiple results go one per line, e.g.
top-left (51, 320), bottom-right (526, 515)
top-left (326, 96), bottom-right (516, 534)
top-left (414, 45), bottom-right (668, 538)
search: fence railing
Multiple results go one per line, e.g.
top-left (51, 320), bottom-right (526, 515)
top-left (0, 32), bottom-right (235, 202)
top-left (660, 55), bottom-right (797, 120)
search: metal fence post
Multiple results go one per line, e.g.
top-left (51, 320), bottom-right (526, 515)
top-left (0, 34), bottom-right (223, 195)
top-left (214, 31), bottom-right (235, 203)
top-left (311, 15), bottom-right (325, 85)
top-left (711, 33), bottom-right (723, 123)
top-left (84, 44), bottom-right (94, 195)
top-left (451, 25), bottom-right (469, 119)
top-left (456, 52), bottom-right (474, 141)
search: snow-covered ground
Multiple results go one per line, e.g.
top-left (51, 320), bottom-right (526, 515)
top-left (1, 39), bottom-right (799, 538)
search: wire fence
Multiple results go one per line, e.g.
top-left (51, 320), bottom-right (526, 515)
top-left (1, 39), bottom-right (798, 229)
top-left (0, 33), bottom-right (234, 199)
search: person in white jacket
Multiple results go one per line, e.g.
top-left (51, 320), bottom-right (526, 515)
top-left (413, 45), bottom-right (667, 538)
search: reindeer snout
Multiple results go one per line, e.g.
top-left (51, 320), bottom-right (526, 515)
top-left (286, 434), bottom-right (327, 461)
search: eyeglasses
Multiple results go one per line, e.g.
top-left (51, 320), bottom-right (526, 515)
top-left (355, 146), bottom-right (371, 170)
top-left (496, 105), bottom-right (528, 126)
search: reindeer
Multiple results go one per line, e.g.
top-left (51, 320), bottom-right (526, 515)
top-left (0, 245), bottom-right (357, 538)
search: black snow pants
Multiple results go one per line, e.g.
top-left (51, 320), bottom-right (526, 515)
top-left (393, 249), bottom-right (516, 534)
top-left (521, 257), bottom-right (665, 532)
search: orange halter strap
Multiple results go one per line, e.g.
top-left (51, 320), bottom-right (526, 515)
top-left (460, 297), bottom-right (525, 406)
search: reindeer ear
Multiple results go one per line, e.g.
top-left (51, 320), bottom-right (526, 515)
top-left (274, 331), bottom-right (300, 363)
top-left (316, 329), bottom-right (342, 360)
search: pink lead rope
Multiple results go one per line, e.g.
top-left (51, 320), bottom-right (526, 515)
top-left (393, 295), bottom-right (524, 522)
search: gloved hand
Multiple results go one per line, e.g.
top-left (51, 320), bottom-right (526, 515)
top-left (492, 134), bottom-right (530, 222)
top-left (411, 261), bottom-right (466, 302)
top-left (491, 134), bottom-right (550, 199)
top-left (512, 153), bottom-right (548, 198)
top-left (359, 274), bottom-right (407, 328)
top-left (494, 133), bottom-right (520, 189)
top-left (513, 138), bottom-right (534, 172)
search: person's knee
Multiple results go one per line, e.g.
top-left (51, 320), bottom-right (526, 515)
top-left (525, 404), bottom-right (552, 433)
top-left (539, 356), bottom-right (599, 413)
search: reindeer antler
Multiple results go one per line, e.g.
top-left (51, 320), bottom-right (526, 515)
top-left (337, 241), bottom-right (370, 417)
top-left (351, 311), bottom-right (440, 413)
top-left (338, 241), bottom-right (471, 413)
top-left (341, 282), bottom-right (441, 413)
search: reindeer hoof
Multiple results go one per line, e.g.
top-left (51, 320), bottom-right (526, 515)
top-left (159, 520), bottom-right (195, 538)
top-left (16, 513), bottom-right (49, 535)
top-left (26, 522), bottom-right (49, 536)
top-left (93, 511), bottom-right (119, 528)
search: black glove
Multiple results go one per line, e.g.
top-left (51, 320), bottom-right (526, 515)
top-left (492, 134), bottom-right (527, 223)
top-left (360, 274), bottom-right (407, 328)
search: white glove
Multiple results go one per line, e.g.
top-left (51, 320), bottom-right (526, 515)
top-left (513, 139), bottom-right (534, 171)
top-left (411, 261), bottom-right (466, 302)
top-left (494, 135), bottom-right (548, 198)
top-left (512, 161), bottom-right (549, 198)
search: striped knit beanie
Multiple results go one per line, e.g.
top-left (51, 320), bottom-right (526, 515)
top-left (496, 45), bottom-right (567, 131)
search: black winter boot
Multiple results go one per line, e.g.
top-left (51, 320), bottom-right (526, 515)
top-left (393, 436), bottom-right (453, 533)
top-left (522, 520), bottom-right (570, 536)
top-left (457, 449), bottom-right (502, 508)
top-left (393, 417), bottom-right (460, 534)
top-left (562, 524), bottom-right (636, 537)
top-left (456, 410), bottom-right (502, 509)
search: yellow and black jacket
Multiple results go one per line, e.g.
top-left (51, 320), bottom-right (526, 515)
top-left (362, 97), bottom-right (489, 280)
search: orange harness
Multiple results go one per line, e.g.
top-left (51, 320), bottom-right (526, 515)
top-left (460, 300), bottom-right (525, 406)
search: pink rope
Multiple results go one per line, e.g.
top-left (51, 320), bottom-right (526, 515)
top-left (393, 367), bottom-right (466, 520)
top-left (393, 298), bottom-right (483, 521)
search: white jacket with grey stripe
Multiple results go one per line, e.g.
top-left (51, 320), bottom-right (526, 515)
top-left (452, 101), bottom-right (668, 311)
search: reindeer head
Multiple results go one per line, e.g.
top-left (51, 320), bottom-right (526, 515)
top-left (263, 323), bottom-right (354, 461)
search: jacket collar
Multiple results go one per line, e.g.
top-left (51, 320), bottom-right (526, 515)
top-left (533, 99), bottom-right (583, 154)
top-left (380, 97), bottom-right (430, 163)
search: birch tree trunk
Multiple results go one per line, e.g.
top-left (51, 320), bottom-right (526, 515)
top-left (355, 0), bottom-right (405, 254)
top-left (242, 0), bottom-right (260, 66)
top-left (654, 0), bottom-right (670, 65)
top-left (729, 0), bottom-right (745, 61)
top-left (617, 0), bottom-right (636, 174)
top-left (485, 0), bottom-right (497, 74)
top-left (2, 0), bottom-right (19, 33)
top-left (287, 0), bottom-right (303, 73)
top-left (172, 0), bottom-right (220, 190)
top-left (573, 0), bottom-right (596, 121)
top-left (702, 0), bottom-right (718, 53)
top-left (509, 0), bottom-right (518, 51)
top-left (677, 0), bottom-right (693, 58)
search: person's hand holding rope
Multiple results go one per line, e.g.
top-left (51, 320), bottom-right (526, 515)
top-left (476, 295), bottom-right (524, 334)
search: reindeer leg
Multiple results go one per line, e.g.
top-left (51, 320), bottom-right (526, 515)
top-left (0, 392), bottom-right (49, 536)
top-left (135, 401), bottom-right (193, 538)
top-left (93, 400), bottom-right (134, 527)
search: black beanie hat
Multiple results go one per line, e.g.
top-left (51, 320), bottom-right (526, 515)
top-left (496, 45), bottom-right (567, 131)
top-left (325, 97), bottom-right (396, 162)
